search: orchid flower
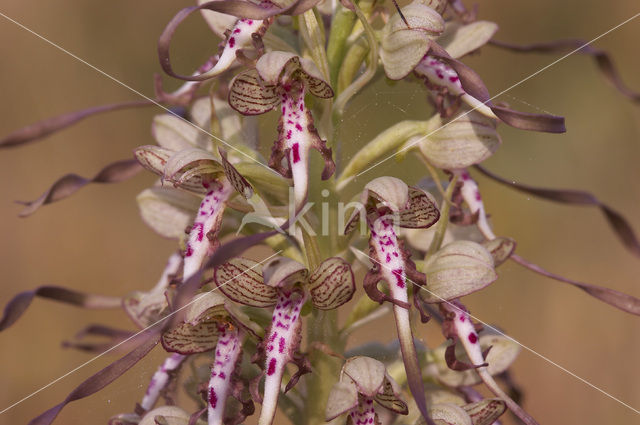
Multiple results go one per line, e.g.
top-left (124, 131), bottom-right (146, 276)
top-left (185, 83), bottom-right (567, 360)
top-left (440, 301), bottom-right (539, 425)
top-left (380, 1), bottom-right (565, 133)
top-left (134, 143), bottom-right (254, 280)
top-left (213, 255), bottom-right (355, 425)
top-left (228, 51), bottom-right (335, 210)
top-left (162, 292), bottom-right (262, 425)
top-left (344, 176), bottom-right (440, 422)
top-left (197, 0), bottom-right (278, 79)
top-left (325, 356), bottom-right (408, 424)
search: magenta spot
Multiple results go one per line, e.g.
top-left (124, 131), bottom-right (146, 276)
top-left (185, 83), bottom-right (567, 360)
top-left (279, 337), bottom-right (286, 353)
top-left (468, 333), bottom-right (478, 344)
top-left (461, 173), bottom-right (470, 181)
top-left (292, 143), bottom-right (300, 163)
top-left (286, 130), bottom-right (292, 140)
top-left (459, 315), bottom-right (466, 322)
top-left (267, 358), bottom-right (277, 375)
top-left (233, 28), bottom-right (241, 34)
top-left (295, 123), bottom-right (303, 131)
top-left (267, 345), bottom-right (273, 352)
top-left (436, 72), bottom-right (444, 79)
top-left (392, 269), bottom-right (405, 288)
top-left (247, 20), bottom-right (253, 25)
top-left (228, 37), bottom-right (235, 48)
top-left (449, 76), bottom-right (459, 83)
top-left (209, 388), bottom-right (218, 408)
top-left (299, 103), bottom-right (304, 111)
top-left (475, 191), bottom-right (482, 201)
top-left (219, 371), bottom-right (226, 379)
top-left (202, 182), bottom-right (210, 189)
top-left (185, 246), bottom-right (193, 257)
top-left (385, 253), bottom-right (391, 263)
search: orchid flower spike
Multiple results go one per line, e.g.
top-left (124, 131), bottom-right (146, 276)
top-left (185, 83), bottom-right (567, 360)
top-left (197, 0), bottom-right (279, 79)
top-left (440, 301), bottom-right (539, 425)
top-left (134, 143), bottom-right (254, 280)
top-left (162, 292), bottom-right (262, 425)
top-left (213, 255), bottom-right (355, 425)
top-left (228, 51), bottom-right (335, 210)
top-left (325, 356), bottom-right (408, 424)
top-left (344, 176), bottom-right (440, 423)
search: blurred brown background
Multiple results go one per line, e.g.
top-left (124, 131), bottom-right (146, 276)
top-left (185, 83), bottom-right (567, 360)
top-left (0, 1), bottom-right (639, 424)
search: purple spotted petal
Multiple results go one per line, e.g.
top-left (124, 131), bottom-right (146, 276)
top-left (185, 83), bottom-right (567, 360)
top-left (269, 83), bottom-right (334, 210)
top-left (259, 290), bottom-right (306, 425)
top-left (348, 396), bottom-right (377, 425)
top-left (183, 179), bottom-right (233, 280)
top-left (367, 214), bottom-right (432, 423)
top-left (157, 0), bottom-right (323, 82)
top-left (199, 14), bottom-right (273, 80)
top-left (441, 303), bottom-right (539, 425)
top-left (141, 353), bottom-right (186, 411)
top-left (208, 327), bottom-right (243, 425)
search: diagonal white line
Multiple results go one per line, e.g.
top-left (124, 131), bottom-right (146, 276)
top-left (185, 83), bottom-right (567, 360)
top-left (354, 11), bottom-right (640, 179)
top-left (0, 11), bottom-right (278, 175)
top-left (353, 246), bottom-right (640, 415)
top-left (0, 250), bottom-right (282, 415)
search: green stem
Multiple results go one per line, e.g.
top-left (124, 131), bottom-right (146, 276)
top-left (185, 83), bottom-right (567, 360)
top-left (426, 174), bottom-right (458, 257)
top-left (337, 35), bottom-right (369, 93)
top-left (326, 6), bottom-right (357, 87)
top-left (304, 309), bottom-right (344, 425)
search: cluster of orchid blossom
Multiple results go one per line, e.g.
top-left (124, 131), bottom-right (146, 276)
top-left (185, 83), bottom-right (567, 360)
top-left (3, 1), bottom-right (640, 425)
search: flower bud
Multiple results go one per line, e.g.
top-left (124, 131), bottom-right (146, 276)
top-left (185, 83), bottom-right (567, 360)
top-left (421, 240), bottom-right (497, 302)
top-left (380, 1), bottom-right (445, 80)
top-left (418, 111), bottom-right (501, 170)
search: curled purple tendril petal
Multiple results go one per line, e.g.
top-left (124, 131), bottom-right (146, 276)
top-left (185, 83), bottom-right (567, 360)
top-left (17, 159), bottom-right (143, 217)
top-left (474, 164), bottom-right (640, 258)
top-left (0, 100), bottom-right (153, 149)
top-left (0, 286), bottom-right (121, 332)
top-left (490, 39), bottom-right (640, 103)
